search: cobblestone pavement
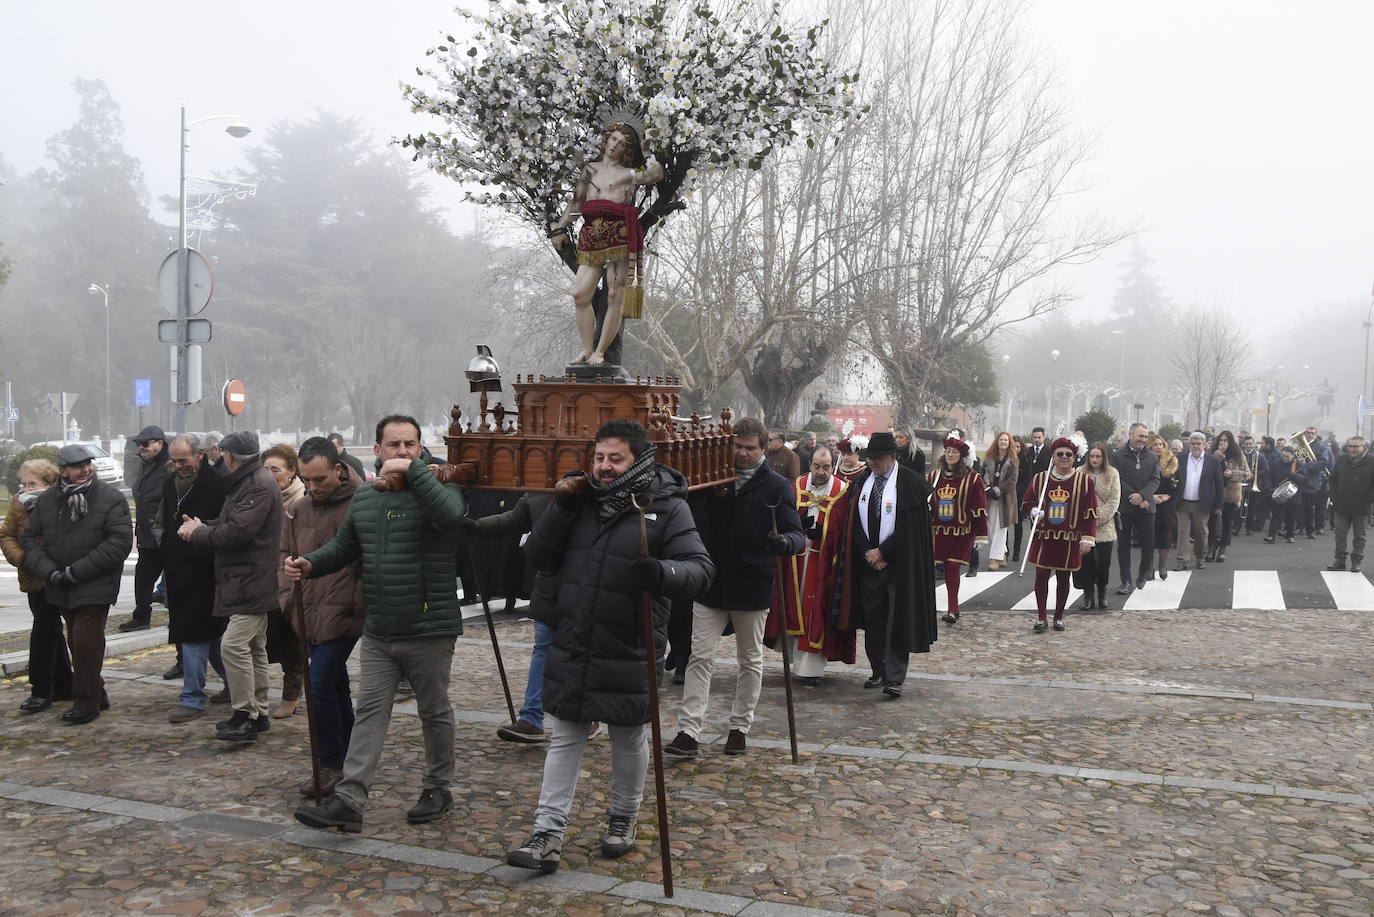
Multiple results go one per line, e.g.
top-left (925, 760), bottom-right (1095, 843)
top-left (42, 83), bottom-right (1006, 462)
top-left (2, 606), bottom-right (1372, 916)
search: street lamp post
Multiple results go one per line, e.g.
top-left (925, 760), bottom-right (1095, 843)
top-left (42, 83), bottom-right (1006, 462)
top-left (87, 283), bottom-right (109, 444)
top-left (1362, 295), bottom-right (1374, 440)
top-left (174, 103), bottom-right (250, 433)
top-left (1049, 349), bottom-right (1061, 433)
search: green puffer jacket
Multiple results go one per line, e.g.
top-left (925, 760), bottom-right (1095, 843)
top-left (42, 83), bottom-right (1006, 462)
top-left (305, 458), bottom-right (467, 641)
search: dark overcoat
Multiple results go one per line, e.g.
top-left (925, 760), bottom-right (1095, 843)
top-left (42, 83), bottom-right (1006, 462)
top-left (22, 476), bottom-right (133, 610)
top-left (526, 465), bottom-right (714, 725)
top-left (835, 464), bottom-right (938, 655)
top-left (161, 460), bottom-right (227, 644)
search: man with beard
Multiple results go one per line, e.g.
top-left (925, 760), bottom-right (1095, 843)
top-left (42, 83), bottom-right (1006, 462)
top-left (505, 419), bottom-right (712, 873)
top-left (162, 434), bottom-right (228, 723)
top-left (666, 416), bottom-right (805, 758)
top-left (766, 446), bottom-right (853, 686)
top-left (279, 437), bottom-right (364, 797)
top-left (833, 431), bottom-right (937, 699)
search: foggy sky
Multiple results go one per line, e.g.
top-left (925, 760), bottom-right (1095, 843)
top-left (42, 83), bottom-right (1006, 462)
top-left (3, 0), bottom-right (1371, 331)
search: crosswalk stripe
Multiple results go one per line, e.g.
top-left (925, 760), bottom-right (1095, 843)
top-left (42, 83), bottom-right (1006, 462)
top-left (1012, 582), bottom-right (1083, 611)
top-left (1320, 571), bottom-right (1374, 611)
top-left (1124, 571), bottom-right (1192, 610)
top-left (937, 571), bottom-right (1012, 610)
top-left (1231, 570), bottom-right (1285, 610)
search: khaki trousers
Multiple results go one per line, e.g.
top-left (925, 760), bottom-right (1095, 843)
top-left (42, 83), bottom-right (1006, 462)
top-left (1176, 500), bottom-right (1210, 565)
top-left (221, 613), bottom-right (270, 717)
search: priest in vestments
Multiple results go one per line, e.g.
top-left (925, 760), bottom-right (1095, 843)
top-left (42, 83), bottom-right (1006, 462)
top-left (766, 446), bottom-right (855, 685)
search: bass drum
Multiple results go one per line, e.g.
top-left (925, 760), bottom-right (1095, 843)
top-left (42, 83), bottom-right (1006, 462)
top-left (1271, 480), bottom-right (1299, 505)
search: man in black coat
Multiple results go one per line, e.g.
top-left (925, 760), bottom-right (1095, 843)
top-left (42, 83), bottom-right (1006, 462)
top-left (121, 424), bottom-right (169, 632)
top-left (22, 444), bottom-right (133, 724)
top-left (665, 416), bottom-right (805, 759)
top-left (1328, 436), bottom-right (1374, 573)
top-left (505, 419), bottom-right (713, 874)
top-left (834, 431), bottom-right (936, 698)
top-left (161, 434), bottom-right (228, 723)
top-left (1175, 431), bottom-right (1225, 571)
top-left (1111, 422), bottom-right (1161, 592)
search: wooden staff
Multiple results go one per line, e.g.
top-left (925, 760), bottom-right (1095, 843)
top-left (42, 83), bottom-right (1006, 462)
top-left (631, 491), bottom-right (674, 899)
top-left (287, 516), bottom-right (323, 804)
top-left (466, 547), bottom-right (517, 725)
top-left (765, 497), bottom-right (800, 765)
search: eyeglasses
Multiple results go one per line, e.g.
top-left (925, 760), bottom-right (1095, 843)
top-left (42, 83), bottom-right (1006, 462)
top-left (1053, 450), bottom-right (1075, 458)
top-left (18, 481), bottom-right (42, 491)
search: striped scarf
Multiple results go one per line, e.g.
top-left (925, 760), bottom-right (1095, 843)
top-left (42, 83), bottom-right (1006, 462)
top-left (590, 444), bottom-right (658, 523)
top-left (60, 477), bottom-right (93, 521)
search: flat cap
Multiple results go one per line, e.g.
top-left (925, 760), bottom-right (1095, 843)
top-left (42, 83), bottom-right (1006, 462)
top-left (218, 430), bottom-right (260, 456)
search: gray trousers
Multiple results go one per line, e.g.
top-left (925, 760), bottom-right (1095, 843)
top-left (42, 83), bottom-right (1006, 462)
top-left (1334, 511), bottom-right (1367, 562)
top-left (334, 634), bottom-right (456, 812)
top-left (860, 566), bottom-right (908, 685)
top-left (533, 715), bottom-right (648, 837)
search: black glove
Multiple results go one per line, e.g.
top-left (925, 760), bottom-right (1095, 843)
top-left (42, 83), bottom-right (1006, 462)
top-left (457, 516), bottom-right (479, 535)
top-left (555, 470), bottom-right (590, 509)
top-left (49, 566), bottom-right (74, 586)
top-left (989, 486), bottom-right (1001, 500)
top-left (804, 521), bottom-right (823, 541)
top-left (630, 557), bottom-right (663, 590)
top-left (765, 533), bottom-right (792, 556)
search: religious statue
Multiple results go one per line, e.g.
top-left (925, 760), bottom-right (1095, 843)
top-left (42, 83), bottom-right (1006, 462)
top-left (548, 115), bottom-right (664, 367)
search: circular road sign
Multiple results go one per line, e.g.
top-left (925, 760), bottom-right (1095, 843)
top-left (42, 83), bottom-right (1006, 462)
top-left (222, 379), bottom-right (247, 417)
top-left (158, 248), bottom-right (214, 316)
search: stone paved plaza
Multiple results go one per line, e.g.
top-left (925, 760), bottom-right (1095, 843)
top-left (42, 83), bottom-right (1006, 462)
top-left (1, 604), bottom-right (1372, 916)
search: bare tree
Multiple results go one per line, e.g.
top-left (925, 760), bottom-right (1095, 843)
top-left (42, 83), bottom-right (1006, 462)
top-left (856, 0), bottom-right (1126, 429)
top-left (1166, 308), bottom-right (1252, 429)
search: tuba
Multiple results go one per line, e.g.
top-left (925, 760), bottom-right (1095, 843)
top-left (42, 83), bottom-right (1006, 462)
top-left (1290, 431), bottom-right (1332, 482)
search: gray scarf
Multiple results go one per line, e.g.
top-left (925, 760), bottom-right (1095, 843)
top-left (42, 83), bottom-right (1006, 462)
top-left (590, 444), bottom-right (658, 523)
top-left (735, 455), bottom-right (767, 486)
top-left (60, 477), bottom-right (93, 521)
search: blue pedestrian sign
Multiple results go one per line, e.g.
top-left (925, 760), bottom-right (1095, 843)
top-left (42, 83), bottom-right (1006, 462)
top-left (134, 378), bottom-right (152, 408)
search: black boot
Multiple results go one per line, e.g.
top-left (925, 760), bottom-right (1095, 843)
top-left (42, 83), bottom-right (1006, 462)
top-left (1352, 556), bottom-right (1364, 574)
top-left (1079, 591), bottom-right (1094, 611)
top-left (1097, 586), bottom-right (1107, 609)
top-left (1327, 557), bottom-right (1347, 571)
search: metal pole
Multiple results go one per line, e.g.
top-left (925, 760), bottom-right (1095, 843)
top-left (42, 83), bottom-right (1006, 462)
top-left (175, 102), bottom-right (189, 435)
top-left (1363, 300), bottom-right (1373, 440)
top-left (104, 289), bottom-right (110, 443)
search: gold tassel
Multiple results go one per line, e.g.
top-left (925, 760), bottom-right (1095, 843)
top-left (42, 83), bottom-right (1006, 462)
top-left (622, 284), bottom-right (644, 319)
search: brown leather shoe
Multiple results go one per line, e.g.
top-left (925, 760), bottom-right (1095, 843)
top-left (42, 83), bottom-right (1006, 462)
top-left (724, 729), bottom-right (747, 755)
top-left (209, 688), bottom-right (231, 704)
top-left (496, 719), bottom-right (548, 744)
top-left (167, 705), bottom-right (204, 724)
top-left (298, 768), bottom-right (344, 798)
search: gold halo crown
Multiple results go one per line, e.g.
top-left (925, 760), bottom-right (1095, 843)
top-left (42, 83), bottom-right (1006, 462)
top-left (600, 107), bottom-right (646, 142)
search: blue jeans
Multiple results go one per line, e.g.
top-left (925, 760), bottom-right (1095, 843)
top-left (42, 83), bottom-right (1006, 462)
top-left (179, 639), bottom-right (226, 709)
top-left (518, 621), bottom-right (552, 729)
top-left (309, 636), bottom-right (359, 770)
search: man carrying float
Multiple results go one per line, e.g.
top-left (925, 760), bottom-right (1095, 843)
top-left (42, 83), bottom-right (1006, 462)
top-left (1021, 437), bottom-right (1097, 634)
top-left (766, 446), bottom-right (854, 686)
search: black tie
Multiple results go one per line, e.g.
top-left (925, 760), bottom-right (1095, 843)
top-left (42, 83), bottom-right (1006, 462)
top-left (867, 474), bottom-right (886, 544)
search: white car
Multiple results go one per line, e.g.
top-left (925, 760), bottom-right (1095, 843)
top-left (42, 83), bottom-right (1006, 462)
top-left (32, 441), bottom-right (125, 487)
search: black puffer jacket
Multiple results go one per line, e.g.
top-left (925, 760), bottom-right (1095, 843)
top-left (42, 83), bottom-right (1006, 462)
top-left (188, 456), bottom-right (284, 617)
top-left (22, 477), bottom-right (133, 609)
top-left (694, 462), bottom-right (805, 611)
top-left (526, 465), bottom-right (714, 725)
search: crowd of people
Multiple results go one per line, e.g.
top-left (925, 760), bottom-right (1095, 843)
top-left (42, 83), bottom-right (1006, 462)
top-left (4, 410), bottom-right (1371, 874)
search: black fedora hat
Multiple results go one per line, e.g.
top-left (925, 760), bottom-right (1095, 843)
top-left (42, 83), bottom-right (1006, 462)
top-left (860, 431), bottom-right (899, 458)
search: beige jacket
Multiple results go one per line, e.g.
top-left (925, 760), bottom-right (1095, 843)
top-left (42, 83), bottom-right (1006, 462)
top-left (1088, 465), bottom-right (1121, 542)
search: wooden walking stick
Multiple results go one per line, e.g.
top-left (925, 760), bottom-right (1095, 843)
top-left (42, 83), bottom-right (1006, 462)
top-left (766, 498), bottom-right (801, 765)
top-left (631, 491), bottom-right (674, 899)
top-left (287, 517), bottom-right (324, 805)
top-left (466, 545), bottom-right (518, 725)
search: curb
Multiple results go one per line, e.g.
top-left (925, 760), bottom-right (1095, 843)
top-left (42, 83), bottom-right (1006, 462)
top-left (0, 625), bottom-right (170, 679)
